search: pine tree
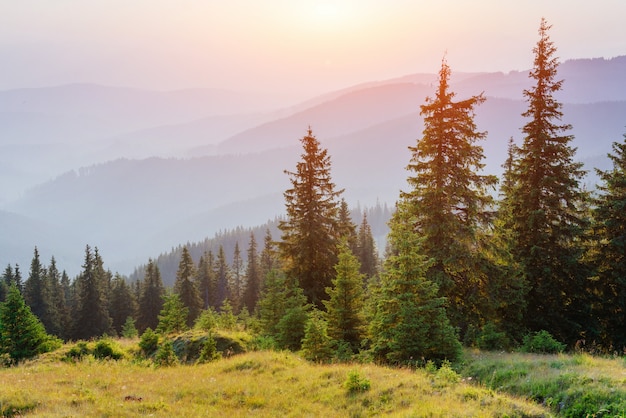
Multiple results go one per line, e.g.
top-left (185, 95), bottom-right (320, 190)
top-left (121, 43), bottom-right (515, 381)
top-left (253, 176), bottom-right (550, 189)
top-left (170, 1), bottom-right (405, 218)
top-left (337, 199), bottom-right (358, 253)
top-left (174, 247), bottom-right (202, 327)
top-left (23, 247), bottom-right (52, 328)
top-left (356, 213), bottom-right (378, 279)
top-left (507, 19), bottom-right (590, 343)
top-left (137, 259), bottom-right (165, 333)
top-left (215, 245), bottom-right (231, 310)
top-left (301, 310), bottom-right (333, 362)
top-left (156, 292), bottom-right (188, 335)
top-left (0, 286), bottom-right (55, 364)
top-left (369, 202), bottom-right (461, 365)
top-left (45, 256), bottom-right (66, 338)
top-left (2, 264), bottom-right (22, 292)
top-left (400, 57), bottom-right (498, 337)
top-left (72, 245), bottom-right (112, 340)
top-left (260, 229), bottom-right (279, 280)
top-left (230, 242), bottom-right (243, 312)
top-left (242, 233), bottom-right (261, 313)
top-left (258, 270), bottom-right (289, 338)
top-left (323, 241), bottom-right (366, 352)
top-left (279, 128), bottom-right (343, 307)
top-left (591, 132), bottom-right (626, 348)
top-left (196, 251), bottom-right (218, 310)
top-left (109, 274), bottom-right (137, 336)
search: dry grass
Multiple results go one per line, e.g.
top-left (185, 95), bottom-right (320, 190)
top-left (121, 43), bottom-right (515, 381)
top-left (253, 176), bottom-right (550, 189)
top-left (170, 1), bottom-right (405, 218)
top-left (0, 349), bottom-right (549, 417)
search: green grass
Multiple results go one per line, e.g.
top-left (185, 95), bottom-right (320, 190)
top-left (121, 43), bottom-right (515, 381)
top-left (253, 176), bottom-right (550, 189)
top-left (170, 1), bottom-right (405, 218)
top-left (461, 349), bottom-right (626, 417)
top-left (0, 347), bottom-right (548, 417)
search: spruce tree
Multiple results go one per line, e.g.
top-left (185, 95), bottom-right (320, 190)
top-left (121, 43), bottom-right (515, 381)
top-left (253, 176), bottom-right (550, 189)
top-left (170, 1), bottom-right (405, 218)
top-left (0, 286), bottom-right (54, 364)
top-left (137, 259), bottom-right (165, 333)
top-left (337, 199), bottom-right (358, 253)
top-left (215, 245), bottom-right (231, 310)
top-left (400, 57), bottom-right (498, 337)
top-left (45, 256), bottom-right (66, 338)
top-left (230, 242), bottom-right (243, 312)
top-left (279, 128), bottom-right (343, 307)
top-left (156, 292), bottom-right (188, 335)
top-left (72, 245), bottom-right (112, 340)
top-left (23, 247), bottom-right (52, 327)
top-left (196, 250), bottom-right (218, 310)
top-left (260, 229), bottom-right (279, 280)
top-left (356, 213), bottom-right (378, 279)
top-left (369, 201), bottom-right (461, 365)
top-left (242, 233), bottom-right (261, 313)
top-left (174, 247), bottom-right (202, 327)
top-left (323, 241), bottom-right (366, 352)
top-left (109, 274), bottom-right (137, 336)
top-left (591, 132), bottom-right (626, 348)
top-left (507, 19), bottom-right (590, 343)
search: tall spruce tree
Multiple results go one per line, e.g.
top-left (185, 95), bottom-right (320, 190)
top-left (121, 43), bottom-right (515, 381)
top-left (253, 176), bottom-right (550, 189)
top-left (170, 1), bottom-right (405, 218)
top-left (356, 213), bottom-right (378, 279)
top-left (260, 229), bottom-right (279, 280)
top-left (369, 201), bottom-right (461, 365)
top-left (279, 128), bottom-right (343, 307)
top-left (23, 247), bottom-right (53, 330)
top-left (174, 247), bottom-right (202, 327)
top-left (137, 259), bottom-right (165, 332)
top-left (230, 242), bottom-right (243, 312)
top-left (242, 233), bottom-right (261, 313)
top-left (44, 256), bottom-right (66, 338)
top-left (215, 245), bottom-right (231, 310)
top-left (196, 250), bottom-right (218, 310)
top-left (591, 132), bottom-right (626, 348)
top-left (400, 58), bottom-right (498, 337)
top-left (507, 19), bottom-right (590, 343)
top-left (71, 245), bottom-right (112, 340)
top-left (109, 274), bottom-right (137, 336)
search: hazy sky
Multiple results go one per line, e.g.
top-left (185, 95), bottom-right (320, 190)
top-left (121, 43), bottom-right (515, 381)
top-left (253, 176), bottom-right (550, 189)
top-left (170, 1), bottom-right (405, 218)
top-left (1, 1), bottom-right (625, 100)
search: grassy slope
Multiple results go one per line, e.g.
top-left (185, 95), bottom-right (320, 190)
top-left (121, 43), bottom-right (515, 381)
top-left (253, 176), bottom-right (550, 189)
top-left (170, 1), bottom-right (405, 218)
top-left (462, 350), bottom-right (626, 417)
top-left (0, 349), bottom-right (548, 417)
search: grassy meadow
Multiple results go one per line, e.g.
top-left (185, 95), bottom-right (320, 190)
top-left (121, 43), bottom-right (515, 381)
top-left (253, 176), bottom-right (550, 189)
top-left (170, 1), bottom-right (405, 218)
top-left (0, 342), bottom-right (549, 417)
top-left (4, 334), bottom-right (626, 417)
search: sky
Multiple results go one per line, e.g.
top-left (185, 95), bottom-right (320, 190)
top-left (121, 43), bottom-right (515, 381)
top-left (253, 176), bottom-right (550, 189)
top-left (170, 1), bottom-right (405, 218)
top-left (1, 0), bottom-right (625, 101)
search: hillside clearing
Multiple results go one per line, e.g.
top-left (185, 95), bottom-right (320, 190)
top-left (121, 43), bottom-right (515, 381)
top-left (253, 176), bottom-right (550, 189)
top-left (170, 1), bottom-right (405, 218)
top-left (0, 350), bottom-right (548, 417)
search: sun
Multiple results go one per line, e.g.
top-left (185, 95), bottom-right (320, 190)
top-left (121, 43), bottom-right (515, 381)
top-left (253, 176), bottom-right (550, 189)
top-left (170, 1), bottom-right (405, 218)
top-left (312, 2), bottom-right (344, 23)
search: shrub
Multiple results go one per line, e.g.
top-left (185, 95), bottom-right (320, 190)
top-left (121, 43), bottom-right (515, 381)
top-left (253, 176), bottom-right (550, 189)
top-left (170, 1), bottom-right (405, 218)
top-left (521, 330), bottom-right (566, 354)
top-left (155, 340), bottom-right (178, 366)
top-left (301, 311), bottom-right (333, 362)
top-left (139, 328), bottom-right (159, 356)
top-left (65, 341), bottom-right (90, 361)
top-left (194, 308), bottom-right (218, 331)
top-left (198, 334), bottom-right (221, 363)
top-left (93, 338), bottom-right (124, 360)
top-left (433, 360), bottom-right (461, 387)
top-left (344, 369), bottom-right (371, 394)
top-left (476, 322), bottom-right (510, 351)
top-left (121, 317), bottom-right (139, 339)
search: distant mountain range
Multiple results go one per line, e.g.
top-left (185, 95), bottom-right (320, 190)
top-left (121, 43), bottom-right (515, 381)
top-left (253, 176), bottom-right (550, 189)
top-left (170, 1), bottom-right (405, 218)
top-left (2, 56), bottom-right (625, 278)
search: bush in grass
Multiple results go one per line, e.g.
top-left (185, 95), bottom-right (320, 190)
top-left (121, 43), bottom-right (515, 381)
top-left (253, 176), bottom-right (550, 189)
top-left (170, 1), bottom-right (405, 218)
top-left (476, 322), bottom-right (510, 351)
top-left (194, 308), bottom-right (218, 331)
top-left (155, 340), bottom-right (178, 366)
top-left (139, 328), bottom-right (159, 356)
top-left (521, 330), bottom-right (566, 354)
top-left (121, 317), bottom-right (139, 338)
top-left (93, 338), bottom-right (124, 360)
top-left (65, 341), bottom-right (90, 361)
top-left (434, 360), bottom-right (461, 387)
top-left (344, 369), bottom-right (371, 394)
top-left (198, 333), bottom-right (221, 363)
